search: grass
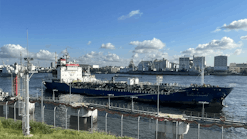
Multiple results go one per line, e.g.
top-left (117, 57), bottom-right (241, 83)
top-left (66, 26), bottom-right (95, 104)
top-left (0, 117), bottom-right (132, 139)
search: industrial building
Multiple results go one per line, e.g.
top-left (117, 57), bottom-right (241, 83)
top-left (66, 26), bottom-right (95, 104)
top-left (137, 61), bottom-right (152, 71)
top-left (153, 58), bottom-right (171, 71)
top-left (179, 57), bottom-right (190, 71)
top-left (193, 56), bottom-right (206, 71)
top-left (214, 56), bottom-right (227, 71)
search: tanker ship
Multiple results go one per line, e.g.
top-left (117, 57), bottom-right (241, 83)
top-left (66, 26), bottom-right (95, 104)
top-left (44, 55), bottom-right (233, 108)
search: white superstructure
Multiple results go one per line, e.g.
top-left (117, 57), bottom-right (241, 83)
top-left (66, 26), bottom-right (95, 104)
top-left (50, 57), bottom-right (98, 83)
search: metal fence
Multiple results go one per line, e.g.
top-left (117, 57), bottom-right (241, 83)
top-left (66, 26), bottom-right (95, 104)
top-left (1, 101), bottom-right (247, 139)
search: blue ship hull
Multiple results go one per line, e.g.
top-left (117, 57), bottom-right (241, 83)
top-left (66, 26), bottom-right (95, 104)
top-left (45, 81), bottom-right (233, 107)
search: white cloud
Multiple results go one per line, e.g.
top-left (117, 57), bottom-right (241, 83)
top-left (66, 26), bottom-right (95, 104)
top-left (181, 37), bottom-right (241, 56)
top-left (130, 38), bottom-right (166, 54)
top-left (103, 53), bottom-right (120, 62)
top-left (212, 28), bottom-right (221, 33)
top-left (118, 10), bottom-right (143, 20)
top-left (0, 44), bottom-right (56, 61)
top-left (87, 41), bottom-right (91, 45)
top-left (234, 49), bottom-right (242, 55)
top-left (78, 51), bottom-right (126, 66)
top-left (0, 44), bottom-right (27, 58)
top-left (221, 18), bottom-right (247, 31)
top-left (240, 35), bottom-right (247, 40)
top-left (132, 53), bottom-right (138, 58)
top-left (101, 43), bottom-right (115, 49)
top-left (145, 52), bottom-right (168, 60)
top-left (35, 50), bottom-right (56, 60)
top-left (169, 55), bottom-right (181, 64)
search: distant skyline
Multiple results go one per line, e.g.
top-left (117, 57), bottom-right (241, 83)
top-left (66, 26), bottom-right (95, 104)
top-left (1, 0), bottom-right (247, 67)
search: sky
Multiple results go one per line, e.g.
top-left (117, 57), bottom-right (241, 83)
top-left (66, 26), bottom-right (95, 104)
top-left (0, 0), bottom-right (247, 67)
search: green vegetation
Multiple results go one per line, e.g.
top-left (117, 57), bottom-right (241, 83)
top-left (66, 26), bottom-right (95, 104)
top-left (0, 117), bottom-right (132, 139)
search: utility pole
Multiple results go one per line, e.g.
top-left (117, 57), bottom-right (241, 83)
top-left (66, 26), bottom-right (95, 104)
top-left (21, 29), bottom-right (35, 136)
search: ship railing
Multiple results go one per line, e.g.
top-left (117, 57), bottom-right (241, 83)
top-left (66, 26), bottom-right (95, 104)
top-left (81, 98), bottom-right (158, 115)
top-left (183, 110), bottom-right (229, 122)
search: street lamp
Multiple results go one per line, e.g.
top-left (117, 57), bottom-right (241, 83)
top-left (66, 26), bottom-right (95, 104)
top-left (108, 94), bottom-right (114, 109)
top-left (199, 101), bottom-right (209, 120)
top-left (52, 89), bottom-right (58, 102)
top-left (130, 96), bottom-right (138, 112)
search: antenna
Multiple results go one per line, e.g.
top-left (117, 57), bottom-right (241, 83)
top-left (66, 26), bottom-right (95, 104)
top-left (27, 29), bottom-right (29, 59)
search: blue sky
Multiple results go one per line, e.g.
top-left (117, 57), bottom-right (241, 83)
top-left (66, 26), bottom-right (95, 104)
top-left (0, 0), bottom-right (247, 67)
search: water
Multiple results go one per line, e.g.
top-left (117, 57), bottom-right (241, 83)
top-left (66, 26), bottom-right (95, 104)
top-left (0, 73), bottom-right (247, 138)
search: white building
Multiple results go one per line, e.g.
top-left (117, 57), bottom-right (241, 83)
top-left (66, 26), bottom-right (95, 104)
top-left (229, 63), bottom-right (247, 73)
top-left (138, 61), bottom-right (152, 71)
top-left (193, 56), bottom-right (206, 71)
top-left (170, 62), bottom-right (178, 71)
top-left (179, 57), bottom-right (190, 71)
top-left (153, 58), bottom-right (170, 71)
top-left (92, 65), bottom-right (99, 69)
top-left (214, 56), bottom-right (227, 71)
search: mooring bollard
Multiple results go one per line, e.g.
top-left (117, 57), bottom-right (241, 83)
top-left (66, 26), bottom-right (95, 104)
top-left (54, 107), bottom-right (57, 128)
top-left (78, 109), bottom-right (80, 131)
top-left (6, 101), bottom-right (8, 119)
top-left (137, 116), bottom-right (140, 139)
top-left (198, 124), bottom-right (200, 139)
top-left (65, 108), bottom-right (68, 129)
top-left (14, 102), bottom-right (16, 121)
top-left (105, 113), bottom-right (108, 133)
top-left (121, 114), bottom-right (123, 137)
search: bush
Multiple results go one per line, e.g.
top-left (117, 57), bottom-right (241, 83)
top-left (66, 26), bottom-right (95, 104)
top-left (30, 121), bottom-right (54, 134)
top-left (1, 119), bottom-right (22, 130)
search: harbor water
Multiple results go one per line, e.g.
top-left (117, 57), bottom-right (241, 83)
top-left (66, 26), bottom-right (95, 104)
top-left (0, 73), bottom-right (247, 138)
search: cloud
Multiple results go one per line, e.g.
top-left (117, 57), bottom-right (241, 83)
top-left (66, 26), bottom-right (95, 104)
top-left (78, 51), bottom-right (125, 66)
top-left (212, 28), bottom-right (221, 33)
top-left (87, 41), bottom-right (91, 45)
top-left (145, 52), bottom-right (168, 60)
top-left (221, 19), bottom-right (247, 31)
top-left (130, 38), bottom-right (166, 54)
top-left (181, 37), bottom-right (241, 56)
top-left (35, 50), bottom-right (56, 60)
top-left (0, 44), bottom-right (27, 58)
top-left (132, 53), bottom-right (138, 58)
top-left (0, 44), bottom-right (56, 61)
top-left (101, 43), bottom-right (115, 49)
top-left (240, 35), bottom-right (247, 40)
top-left (103, 53), bottom-right (120, 62)
top-left (118, 10), bottom-right (143, 20)
top-left (233, 49), bottom-right (242, 55)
